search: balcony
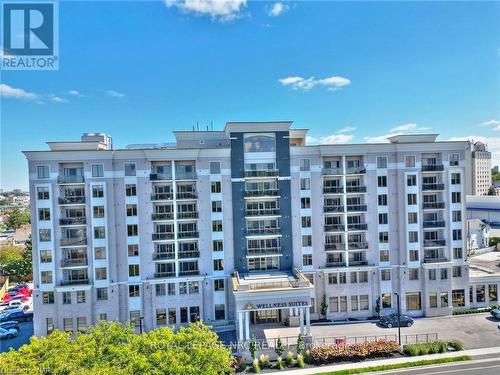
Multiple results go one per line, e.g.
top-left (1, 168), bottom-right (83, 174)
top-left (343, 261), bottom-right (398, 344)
top-left (176, 192), bottom-right (197, 200)
top-left (151, 193), bottom-right (174, 201)
top-left (61, 258), bottom-right (88, 267)
top-left (59, 217), bottom-right (86, 226)
top-left (346, 186), bottom-right (367, 193)
top-left (150, 173), bottom-right (172, 181)
top-left (177, 231), bottom-right (199, 239)
top-left (245, 208), bottom-right (280, 217)
top-left (346, 167), bottom-right (366, 174)
top-left (323, 186), bottom-right (343, 194)
top-left (422, 202), bottom-right (445, 210)
top-left (247, 247), bottom-right (282, 255)
top-left (324, 205), bottom-right (344, 213)
top-left (176, 171), bottom-right (197, 180)
top-left (324, 224), bottom-right (345, 232)
top-left (348, 241), bottom-right (369, 250)
top-left (244, 169), bottom-right (279, 178)
top-left (179, 270), bottom-right (200, 276)
top-left (325, 242), bottom-right (345, 251)
top-left (151, 212), bottom-right (174, 221)
top-left (152, 252), bottom-right (175, 261)
top-left (246, 227), bottom-right (281, 236)
top-left (424, 239), bottom-right (446, 247)
top-left (347, 223), bottom-right (368, 231)
top-left (348, 260), bottom-right (368, 266)
top-left (245, 189), bottom-right (279, 197)
top-left (325, 261), bottom-right (346, 268)
top-left (422, 183), bottom-right (445, 191)
top-left (58, 175), bottom-right (84, 184)
top-left (60, 238), bottom-right (87, 247)
top-left (322, 168), bottom-right (343, 176)
top-left (59, 279), bottom-right (89, 286)
top-left (58, 196), bottom-right (85, 205)
top-left (346, 204), bottom-right (367, 212)
top-left (423, 220), bottom-right (446, 228)
top-left (154, 271), bottom-right (176, 278)
top-left (423, 257), bottom-right (449, 264)
top-left (152, 233), bottom-right (175, 241)
top-left (422, 164), bottom-right (444, 172)
top-left (177, 212), bottom-right (199, 219)
top-left (178, 251), bottom-right (200, 259)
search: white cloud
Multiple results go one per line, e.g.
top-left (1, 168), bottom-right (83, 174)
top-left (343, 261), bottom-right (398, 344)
top-left (336, 126), bottom-right (356, 134)
top-left (363, 134), bottom-right (397, 144)
top-left (267, 2), bottom-right (289, 17)
top-left (165, 0), bottom-right (247, 22)
top-left (480, 119), bottom-right (500, 131)
top-left (49, 94), bottom-right (68, 103)
top-left (307, 133), bottom-right (354, 145)
top-left (390, 123), bottom-right (417, 132)
top-left (0, 83), bottom-right (39, 100)
top-left (107, 90), bottom-right (125, 98)
top-left (279, 75), bottom-right (351, 91)
top-left (68, 90), bottom-right (83, 97)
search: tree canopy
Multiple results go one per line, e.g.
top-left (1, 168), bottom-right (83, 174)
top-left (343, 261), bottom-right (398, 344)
top-left (0, 236), bottom-right (32, 279)
top-left (0, 321), bottom-right (234, 374)
top-left (4, 208), bottom-right (30, 230)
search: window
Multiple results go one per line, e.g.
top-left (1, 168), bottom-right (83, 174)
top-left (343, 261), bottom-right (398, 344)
top-left (378, 194), bottom-right (387, 206)
top-left (62, 291), bottom-right (72, 304)
top-left (300, 178), bottom-right (311, 190)
top-left (243, 133), bottom-right (275, 153)
top-left (409, 268), bottom-right (419, 280)
top-left (126, 204), bottom-right (137, 216)
top-left (379, 232), bottom-right (388, 243)
top-left (209, 162), bottom-right (221, 174)
top-left (214, 279), bottom-right (225, 291)
top-left (212, 201), bottom-right (222, 213)
top-left (46, 318), bottom-right (54, 335)
top-left (375, 176), bottom-right (387, 189)
top-left (476, 285), bottom-right (486, 302)
top-left (409, 250), bottom-right (419, 261)
top-left (93, 246), bottom-right (105, 259)
top-left (339, 272), bottom-right (346, 284)
top-left (128, 264), bottom-right (140, 277)
top-left (125, 184), bottom-right (136, 196)
top-left (302, 235), bottom-right (312, 247)
top-left (408, 212), bottom-right (418, 224)
top-left (440, 292), bottom-right (449, 308)
top-left (452, 210), bottom-right (461, 222)
top-left (359, 271), bottom-right (368, 283)
top-left (440, 268), bottom-right (448, 280)
top-left (94, 226), bottom-right (106, 239)
top-left (37, 165), bottom-right (49, 179)
top-left (428, 269), bottom-right (436, 280)
top-left (301, 216), bottom-right (311, 228)
top-left (190, 306), bottom-right (200, 322)
top-left (379, 250), bottom-right (389, 262)
top-left (406, 175), bottom-right (417, 186)
top-left (37, 186), bottom-right (49, 200)
top-left (405, 156), bottom-right (416, 168)
top-left (382, 293), bottom-right (392, 308)
top-left (155, 284), bottom-right (166, 296)
top-left (91, 164), bottom-right (104, 178)
top-left (129, 285), bottom-right (140, 297)
top-left (489, 284), bottom-right (498, 302)
top-left (212, 220), bottom-right (223, 232)
top-left (381, 269), bottom-right (391, 281)
top-left (453, 229), bottom-right (462, 241)
top-left (377, 157), bottom-right (388, 169)
top-left (451, 173), bottom-right (461, 185)
top-left (409, 231), bottom-right (418, 243)
top-left (302, 254), bottom-right (312, 266)
top-left (93, 206), bottom-right (105, 218)
top-left (95, 267), bottom-right (107, 280)
top-left (452, 192), bottom-right (461, 203)
top-left (452, 289), bottom-right (465, 307)
top-left (215, 304), bottom-right (225, 320)
top-left (128, 244), bottom-right (139, 257)
top-left (124, 163), bottom-right (136, 176)
top-left (450, 153), bottom-right (459, 166)
top-left (301, 197), bottom-right (310, 209)
top-left (42, 292), bottom-right (54, 304)
top-left (39, 229), bottom-right (51, 242)
top-left (328, 274), bottom-right (338, 285)
top-left (213, 259), bottom-right (224, 271)
top-left (41, 271), bottom-right (52, 284)
top-left (98, 313), bottom-right (107, 321)
top-left (340, 296), bottom-right (348, 312)
top-left (156, 308), bottom-right (167, 326)
top-left (453, 248), bottom-right (463, 259)
top-left (38, 208), bottom-right (50, 221)
top-left (96, 287), bottom-right (108, 301)
top-left (329, 297), bottom-right (339, 312)
top-left (406, 292), bottom-right (421, 310)
top-left (212, 240), bottom-right (223, 252)
top-left (77, 291), bottom-right (86, 303)
top-left (168, 308), bottom-right (177, 325)
top-left (63, 318), bottom-right (73, 333)
top-left (40, 250), bottom-right (52, 263)
top-left (407, 193), bottom-right (417, 205)
top-left (429, 293), bottom-right (438, 308)
top-left (360, 295), bottom-right (369, 310)
top-left (453, 266), bottom-right (462, 278)
top-left (127, 224), bottom-right (138, 237)
top-left (350, 272), bottom-right (358, 283)
top-left (300, 159), bottom-right (310, 172)
top-left (92, 185), bottom-right (104, 198)
top-left (211, 181), bottom-right (221, 193)
top-left (179, 282), bottom-right (187, 295)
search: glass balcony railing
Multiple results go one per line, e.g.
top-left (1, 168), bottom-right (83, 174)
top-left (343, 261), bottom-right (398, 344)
top-left (247, 247), bottom-right (281, 255)
top-left (348, 241), bottom-right (369, 250)
top-left (422, 202), bottom-right (445, 209)
top-left (346, 204), bottom-right (367, 212)
top-left (347, 223), bottom-right (368, 230)
top-left (423, 239), bottom-right (446, 247)
top-left (325, 261), bottom-right (346, 268)
top-left (346, 186), bottom-right (367, 193)
top-left (245, 189), bottom-right (279, 197)
top-left (422, 183), bottom-right (445, 191)
top-left (151, 193), bottom-right (174, 201)
top-left (59, 217), bottom-right (86, 226)
top-left (324, 224), bottom-right (345, 232)
top-left (152, 233), bottom-right (175, 240)
top-left (178, 251), bottom-right (200, 259)
top-left (322, 168), bottom-right (343, 176)
top-left (60, 238), bottom-right (87, 247)
top-left (348, 260), bottom-right (368, 266)
top-left (60, 278), bottom-right (89, 286)
top-left (58, 196), bottom-right (85, 205)
top-left (422, 164), bottom-right (444, 172)
top-left (154, 271), bottom-right (176, 278)
top-left (177, 231), bottom-right (199, 239)
top-left (177, 211), bottom-right (199, 219)
top-left (244, 169), bottom-right (279, 178)
top-left (58, 175), bottom-right (84, 184)
top-left (423, 257), bottom-right (449, 263)
top-left (151, 212), bottom-right (174, 221)
top-left (423, 220), bottom-right (446, 228)
top-left (179, 270), bottom-right (200, 276)
top-left (150, 173), bottom-right (173, 181)
top-left (152, 252), bottom-right (175, 261)
top-left (346, 166), bottom-right (366, 174)
top-left (176, 191), bottom-right (197, 200)
top-left (325, 242), bottom-right (345, 250)
top-left (175, 171), bottom-right (197, 180)
top-left (60, 258), bottom-right (88, 267)
top-left (245, 208), bottom-right (280, 216)
top-left (324, 205), bottom-right (344, 213)
top-left (323, 186), bottom-right (343, 194)
top-left (246, 227), bottom-right (280, 236)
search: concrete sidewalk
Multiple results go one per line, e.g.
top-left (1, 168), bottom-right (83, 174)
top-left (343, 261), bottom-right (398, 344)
top-left (283, 346), bottom-right (500, 375)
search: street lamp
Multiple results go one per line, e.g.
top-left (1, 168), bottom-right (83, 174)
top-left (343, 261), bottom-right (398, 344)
top-left (139, 316), bottom-right (144, 334)
top-left (394, 293), bottom-right (401, 346)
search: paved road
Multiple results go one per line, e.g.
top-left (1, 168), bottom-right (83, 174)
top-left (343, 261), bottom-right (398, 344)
top-left (0, 321), bottom-right (33, 353)
top-left (375, 357), bottom-right (500, 375)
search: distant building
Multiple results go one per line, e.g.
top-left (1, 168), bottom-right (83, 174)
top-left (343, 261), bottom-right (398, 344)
top-left (493, 166), bottom-right (499, 173)
top-left (466, 219), bottom-right (490, 251)
top-left (471, 141), bottom-right (492, 196)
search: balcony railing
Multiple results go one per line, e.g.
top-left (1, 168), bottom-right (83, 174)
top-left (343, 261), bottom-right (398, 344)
top-left (422, 183), bottom-right (445, 191)
top-left (324, 224), bottom-right (345, 232)
top-left (179, 270), bottom-right (200, 276)
top-left (346, 204), bottom-right (367, 212)
top-left (60, 278), bottom-right (89, 286)
top-left (323, 187), bottom-right (344, 194)
top-left (325, 261), bottom-right (346, 268)
top-left (58, 196), bottom-right (85, 205)
top-left (422, 164), bottom-right (444, 172)
top-left (58, 175), bottom-right (84, 184)
top-left (151, 212), bottom-right (174, 221)
top-left (322, 168), bottom-right (343, 176)
top-left (177, 212), bottom-right (199, 219)
top-left (152, 233), bottom-right (175, 240)
top-left (176, 172), bottom-right (197, 180)
top-left (152, 252), bottom-right (175, 260)
top-left (346, 167), bottom-right (366, 174)
top-left (245, 208), bottom-right (280, 216)
top-left (178, 251), bottom-right (200, 259)
top-left (244, 170), bottom-right (279, 178)
top-left (151, 193), bottom-right (174, 201)
top-left (422, 202), bottom-right (445, 209)
top-left (150, 173), bottom-right (173, 181)
top-left (325, 242), bottom-right (345, 250)
top-left (177, 231), bottom-right (199, 239)
top-left (59, 217), bottom-right (86, 226)
top-left (423, 220), bottom-right (446, 228)
top-left (346, 186), bottom-right (367, 193)
top-left (154, 271), bottom-right (176, 278)
top-left (247, 247), bottom-right (282, 255)
top-left (246, 227), bottom-right (280, 236)
top-left (347, 223), bottom-right (368, 231)
top-left (348, 241), bottom-right (368, 250)
top-left (324, 205), bottom-right (344, 213)
top-left (176, 192), bottom-right (197, 200)
top-left (348, 260), bottom-right (368, 266)
top-left (245, 189), bottom-right (279, 197)
top-left (61, 258), bottom-right (88, 267)
top-left (424, 239), bottom-right (446, 247)
top-left (60, 238), bottom-right (87, 247)
top-left (423, 257), bottom-right (449, 264)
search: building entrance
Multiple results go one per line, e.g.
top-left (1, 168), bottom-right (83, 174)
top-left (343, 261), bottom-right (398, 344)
top-left (251, 309), bottom-right (282, 324)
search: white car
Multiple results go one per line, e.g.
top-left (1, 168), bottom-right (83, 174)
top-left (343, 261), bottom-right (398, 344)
top-left (0, 327), bottom-right (18, 339)
top-left (0, 300), bottom-right (31, 312)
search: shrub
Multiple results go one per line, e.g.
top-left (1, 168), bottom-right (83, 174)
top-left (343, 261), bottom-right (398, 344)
top-left (304, 349), bottom-right (312, 364)
top-left (276, 356), bottom-right (284, 370)
top-left (449, 340), bottom-right (464, 351)
top-left (251, 358), bottom-right (261, 373)
top-left (259, 354), bottom-right (269, 368)
top-left (249, 336), bottom-right (257, 360)
top-left (453, 307), bottom-right (491, 315)
top-left (403, 341), bottom-right (449, 356)
top-left (232, 355), bottom-right (247, 373)
top-left (275, 337), bottom-right (284, 357)
top-left (296, 354), bottom-right (305, 368)
top-left (309, 340), bottom-right (400, 365)
top-left (285, 351), bottom-right (295, 366)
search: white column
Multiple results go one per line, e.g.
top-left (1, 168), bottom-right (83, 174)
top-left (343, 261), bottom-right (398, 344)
top-left (238, 312), bottom-right (244, 341)
top-left (245, 311), bottom-right (250, 341)
top-left (289, 308), bottom-right (293, 317)
top-left (299, 308), bottom-right (304, 336)
top-left (305, 308), bottom-right (311, 335)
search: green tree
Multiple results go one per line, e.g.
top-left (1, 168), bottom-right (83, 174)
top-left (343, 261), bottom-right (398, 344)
top-left (249, 335), bottom-right (257, 360)
top-left (0, 321), bottom-right (233, 374)
top-left (275, 337), bottom-right (284, 357)
top-left (320, 294), bottom-right (328, 319)
top-left (375, 297), bottom-right (381, 318)
top-left (297, 334), bottom-right (305, 355)
top-left (4, 208), bottom-right (30, 230)
top-left (0, 236), bottom-right (32, 279)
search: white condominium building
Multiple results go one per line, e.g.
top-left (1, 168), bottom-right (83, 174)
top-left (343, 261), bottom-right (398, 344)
top-left (471, 141), bottom-right (492, 196)
top-left (25, 121), bottom-right (487, 340)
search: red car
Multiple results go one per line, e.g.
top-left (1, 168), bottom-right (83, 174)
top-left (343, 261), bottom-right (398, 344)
top-left (17, 288), bottom-right (32, 296)
top-left (1, 294), bottom-right (29, 303)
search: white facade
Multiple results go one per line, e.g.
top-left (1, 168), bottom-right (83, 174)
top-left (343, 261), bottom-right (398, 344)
top-left (471, 141), bottom-right (492, 196)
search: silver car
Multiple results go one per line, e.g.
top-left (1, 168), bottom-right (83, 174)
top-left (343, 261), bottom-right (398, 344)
top-left (0, 327), bottom-right (18, 339)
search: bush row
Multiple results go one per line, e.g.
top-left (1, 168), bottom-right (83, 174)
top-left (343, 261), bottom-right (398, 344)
top-left (403, 340), bottom-right (463, 356)
top-left (453, 307), bottom-right (491, 315)
top-left (309, 340), bottom-right (400, 365)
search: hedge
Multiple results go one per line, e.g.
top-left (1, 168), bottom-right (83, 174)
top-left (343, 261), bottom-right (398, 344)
top-left (309, 340), bottom-right (400, 365)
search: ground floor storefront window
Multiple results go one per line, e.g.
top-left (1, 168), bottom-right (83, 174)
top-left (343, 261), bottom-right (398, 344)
top-left (452, 289), bottom-right (465, 307)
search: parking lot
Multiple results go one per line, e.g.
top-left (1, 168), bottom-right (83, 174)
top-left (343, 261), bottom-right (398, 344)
top-left (259, 313), bottom-right (500, 349)
top-left (0, 321), bottom-right (33, 352)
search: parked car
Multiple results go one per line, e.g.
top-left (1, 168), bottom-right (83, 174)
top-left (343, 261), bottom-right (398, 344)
top-left (0, 309), bottom-right (33, 323)
top-left (0, 321), bottom-right (19, 331)
top-left (0, 300), bottom-right (31, 312)
top-left (490, 308), bottom-right (500, 319)
top-left (0, 327), bottom-right (18, 340)
top-left (7, 283), bottom-right (29, 293)
top-left (379, 313), bottom-right (414, 328)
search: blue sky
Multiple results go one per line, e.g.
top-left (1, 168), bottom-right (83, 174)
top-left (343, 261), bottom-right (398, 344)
top-left (1, 0), bottom-right (499, 191)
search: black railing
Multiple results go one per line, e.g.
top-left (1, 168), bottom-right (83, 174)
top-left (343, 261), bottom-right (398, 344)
top-left (244, 170), bottom-right (279, 178)
top-left (424, 239), bottom-right (446, 247)
top-left (245, 208), bottom-right (280, 216)
top-left (151, 193), bottom-right (174, 201)
top-left (245, 189), bottom-right (279, 197)
top-left (422, 164), bottom-right (444, 172)
top-left (422, 183), bottom-right (445, 191)
top-left (324, 224), bottom-right (345, 232)
top-left (346, 204), bottom-right (367, 212)
top-left (346, 186), bottom-right (367, 193)
top-left (324, 205), bottom-right (344, 213)
top-left (347, 223), bottom-right (368, 230)
top-left (423, 221), bottom-right (446, 228)
top-left (422, 202), bottom-right (445, 209)
top-left (177, 212), bottom-right (199, 219)
top-left (152, 252), bottom-right (175, 260)
top-left (323, 187), bottom-right (343, 194)
top-left (151, 213), bottom-right (174, 221)
top-left (177, 231), bottom-right (199, 239)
